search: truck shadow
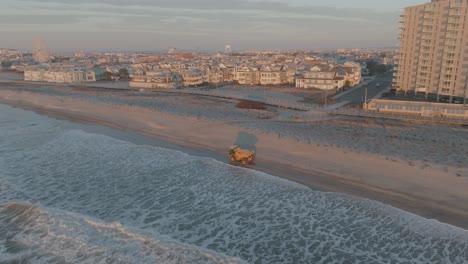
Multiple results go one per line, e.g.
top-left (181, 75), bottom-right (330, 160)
top-left (234, 131), bottom-right (257, 153)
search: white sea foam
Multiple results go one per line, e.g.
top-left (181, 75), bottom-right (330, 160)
top-left (0, 104), bottom-right (468, 264)
top-left (0, 202), bottom-right (244, 264)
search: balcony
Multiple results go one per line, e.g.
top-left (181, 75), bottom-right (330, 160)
top-left (451, 2), bottom-right (465, 8)
top-left (449, 10), bottom-right (461, 15)
top-left (445, 35), bottom-right (458, 40)
top-left (423, 20), bottom-right (434, 26)
top-left (424, 14), bottom-right (434, 19)
top-left (447, 20), bottom-right (461, 26)
top-left (421, 34), bottom-right (433, 40)
top-left (420, 61), bottom-right (432, 67)
top-left (444, 47), bottom-right (457, 53)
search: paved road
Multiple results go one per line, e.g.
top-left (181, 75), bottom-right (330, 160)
top-left (337, 72), bottom-right (393, 105)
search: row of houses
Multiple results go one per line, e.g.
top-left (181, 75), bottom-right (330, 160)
top-left (22, 61), bottom-right (361, 89)
top-left (130, 66), bottom-right (236, 89)
top-left (130, 69), bottom-right (230, 89)
top-left (130, 62), bottom-right (362, 90)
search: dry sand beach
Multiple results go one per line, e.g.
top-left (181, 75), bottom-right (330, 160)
top-left (0, 83), bottom-right (467, 229)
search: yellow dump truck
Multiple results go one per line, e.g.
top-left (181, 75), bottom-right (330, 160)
top-left (228, 145), bottom-right (255, 165)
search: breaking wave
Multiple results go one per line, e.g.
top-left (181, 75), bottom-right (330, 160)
top-left (0, 202), bottom-right (243, 264)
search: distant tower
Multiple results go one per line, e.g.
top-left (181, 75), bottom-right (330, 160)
top-left (168, 47), bottom-right (179, 54)
top-left (224, 45), bottom-right (232, 54)
top-left (32, 36), bottom-right (50, 63)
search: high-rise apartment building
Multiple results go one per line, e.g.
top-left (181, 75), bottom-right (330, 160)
top-left (393, 0), bottom-right (468, 102)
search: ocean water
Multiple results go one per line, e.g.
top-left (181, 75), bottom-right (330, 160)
top-left (0, 104), bottom-right (467, 264)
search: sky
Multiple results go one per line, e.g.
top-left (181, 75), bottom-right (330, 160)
top-left (0, 0), bottom-right (428, 52)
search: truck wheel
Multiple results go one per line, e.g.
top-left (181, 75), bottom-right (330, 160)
top-left (230, 155), bottom-right (236, 161)
top-left (242, 159), bottom-right (249, 165)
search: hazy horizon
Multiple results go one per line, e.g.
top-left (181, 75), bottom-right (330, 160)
top-left (0, 0), bottom-right (427, 52)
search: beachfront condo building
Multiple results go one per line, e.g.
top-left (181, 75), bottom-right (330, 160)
top-left (24, 68), bottom-right (96, 83)
top-left (130, 72), bottom-right (183, 89)
top-left (393, 0), bottom-right (468, 102)
top-left (296, 62), bottom-right (361, 90)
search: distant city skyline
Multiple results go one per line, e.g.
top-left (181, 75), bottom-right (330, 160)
top-left (0, 0), bottom-right (427, 52)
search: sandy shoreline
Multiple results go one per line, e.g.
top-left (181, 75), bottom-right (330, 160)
top-left (1, 87), bottom-right (467, 230)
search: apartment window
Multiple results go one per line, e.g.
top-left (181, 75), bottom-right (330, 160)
top-left (441, 88), bottom-right (450, 93)
top-left (446, 46), bottom-right (457, 51)
top-left (447, 31), bottom-right (458, 37)
top-left (446, 53), bottom-right (456, 59)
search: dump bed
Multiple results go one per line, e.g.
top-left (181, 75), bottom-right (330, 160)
top-left (229, 145), bottom-right (255, 158)
top-left (235, 148), bottom-right (254, 156)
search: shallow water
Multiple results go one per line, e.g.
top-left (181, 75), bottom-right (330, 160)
top-left (0, 104), bottom-right (467, 264)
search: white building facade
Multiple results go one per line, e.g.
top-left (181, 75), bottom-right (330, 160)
top-left (24, 68), bottom-right (96, 83)
top-left (130, 73), bottom-right (182, 89)
top-left (296, 62), bottom-right (361, 90)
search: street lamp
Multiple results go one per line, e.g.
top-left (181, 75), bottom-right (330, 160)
top-left (364, 86), bottom-right (368, 110)
top-left (324, 89), bottom-right (328, 109)
top-left (464, 69), bottom-right (468, 106)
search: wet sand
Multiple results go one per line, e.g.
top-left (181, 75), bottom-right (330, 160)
top-left (1, 88), bottom-right (467, 230)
